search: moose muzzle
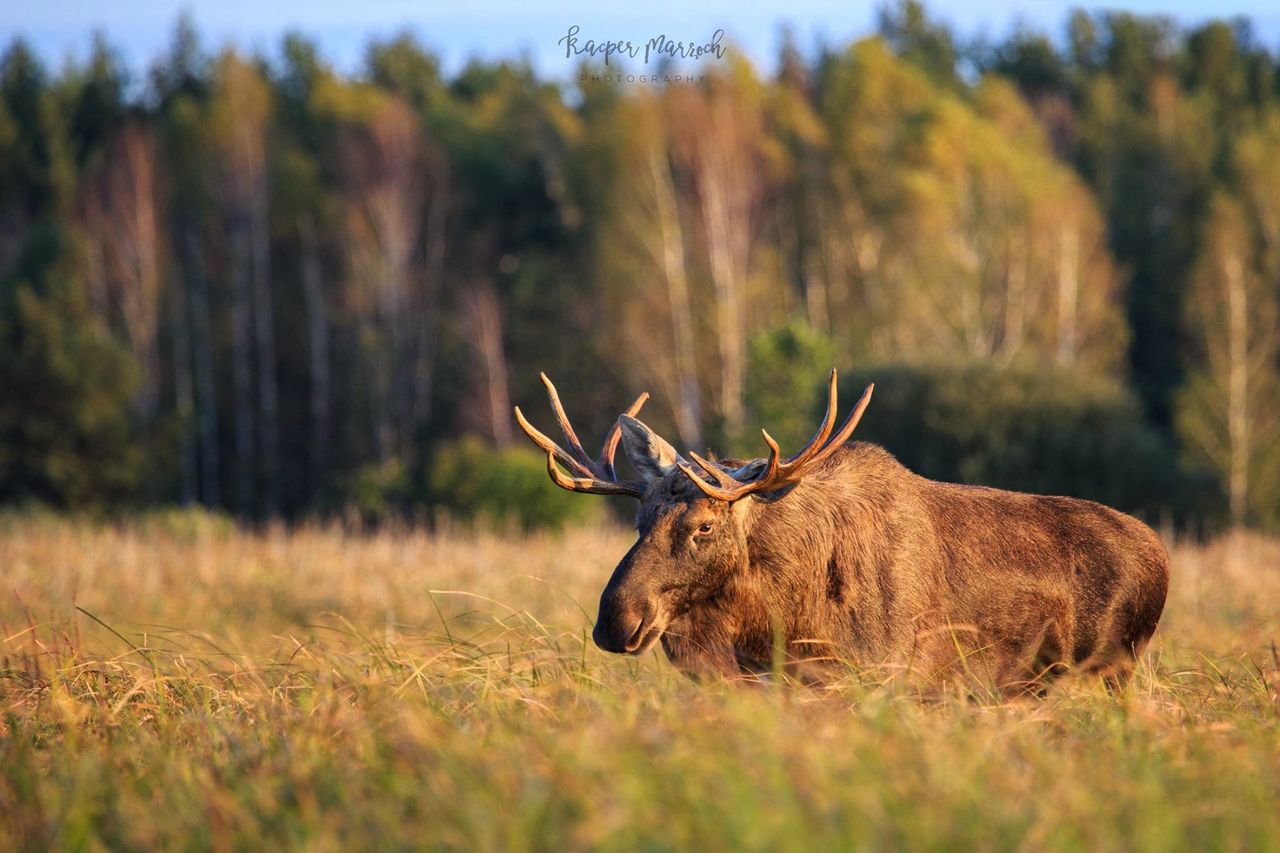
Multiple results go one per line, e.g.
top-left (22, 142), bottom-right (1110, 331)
top-left (593, 543), bottom-right (667, 655)
top-left (593, 588), bottom-right (665, 655)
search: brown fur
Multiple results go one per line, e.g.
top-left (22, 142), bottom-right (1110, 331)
top-left (594, 441), bottom-right (1170, 694)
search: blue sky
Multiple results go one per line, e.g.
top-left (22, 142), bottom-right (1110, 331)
top-left (5, 0), bottom-right (1280, 80)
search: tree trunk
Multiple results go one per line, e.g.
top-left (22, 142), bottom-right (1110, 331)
top-left (250, 189), bottom-right (278, 517)
top-left (700, 170), bottom-right (746, 435)
top-left (466, 282), bottom-right (513, 447)
top-left (169, 260), bottom-right (197, 506)
top-left (1002, 229), bottom-right (1028, 364)
top-left (115, 126), bottom-right (163, 429)
top-left (229, 220), bottom-right (256, 515)
top-left (372, 268), bottom-right (396, 464)
top-left (299, 216), bottom-right (331, 502)
top-left (1225, 256), bottom-right (1249, 523)
top-left (800, 159), bottom-right (829, 337)
top-left (413, 174), bottom-right (448, 437)
top-left (648, 144), bottom-right (702, 449)
top-left (84, 232), bottom-right (111, 333)
top-left (1055, 225), bottom-right (1080, 367)
top-left (186, 226), bottom-right (219, 507)
top-left (392, 274), bottom-right (414, 462)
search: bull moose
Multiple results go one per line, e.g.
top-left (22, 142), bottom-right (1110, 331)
top-left (514, 370), bottom-right (1170, 693)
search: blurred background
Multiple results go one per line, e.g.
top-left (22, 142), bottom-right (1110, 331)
top-left (1, 1), bottom-right (1278, 532)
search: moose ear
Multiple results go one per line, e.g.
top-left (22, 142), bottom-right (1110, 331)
top-left (730, 458), bottom-right (796, 503)
top-left (730, 459), bottom-right (769, 482)
top-left (618, 415), bottom-right (683, 481)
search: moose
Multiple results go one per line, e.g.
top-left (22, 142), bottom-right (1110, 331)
top-left (515, 370), bottom-right (1170, 692)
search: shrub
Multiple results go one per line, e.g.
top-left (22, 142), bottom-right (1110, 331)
top-left (0, 234), bottom-right (141, 509)
top-left (427, 436), bottom-right (602, 531)
top-left (743, 320), bottom-right (836, 452)
top-left (337, 459), bottom-right (414, 524)
top-left (136, 506), bottom-right (237, 540)
top-left (825, 361), bottom-right (1218, 526)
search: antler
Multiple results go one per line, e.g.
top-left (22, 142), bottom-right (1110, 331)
top-left (514, 372), bottom-right (650, 498)
top-left (676, 369), bottom-right (874, 502)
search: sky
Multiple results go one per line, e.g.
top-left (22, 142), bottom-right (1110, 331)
top-left (5, 0), bottom-right (1280, 81)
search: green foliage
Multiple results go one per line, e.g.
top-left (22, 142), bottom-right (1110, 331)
top-left (838, 362), bottom-right (1216, 525)
top-left (337, 459), bottom-right (413, 524)
top-left (877, 0), bottom-right (961, 89)
top-left (742, 320), bottom-right (835, 452)
top-left (0, 11), bottom-right (1278, 530)
top-left (427, 437), bottom-right (601, 531)
top-left (136, 506), bottom-right (237, 540)
top-left (0, 228), bottom-right (140, 509)
top-left (1177, 373), bottom-right (1280, 529)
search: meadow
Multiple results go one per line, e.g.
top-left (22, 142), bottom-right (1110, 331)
top-left (1, 511), bottom-right (1277, 850)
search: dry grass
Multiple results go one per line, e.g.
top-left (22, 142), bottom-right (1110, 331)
top-left (1, 510), bottom-right (1278, 850)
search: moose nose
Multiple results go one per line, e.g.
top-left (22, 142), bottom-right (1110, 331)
top-left (592, 612), bottom-right (645, 654)
top-left (593, 592), bottom-right (657, 655)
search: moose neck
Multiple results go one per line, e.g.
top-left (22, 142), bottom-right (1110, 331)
top-left (732, 445), bottom-right (904, 664)
top-left (744, 479), bottom-right (849, 595)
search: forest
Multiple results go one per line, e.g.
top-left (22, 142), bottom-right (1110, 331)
top-left (2, 2), bottom-right (1278, 530)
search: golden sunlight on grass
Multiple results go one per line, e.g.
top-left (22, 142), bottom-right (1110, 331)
top-left (1, 513), bottom-right (1277, 849)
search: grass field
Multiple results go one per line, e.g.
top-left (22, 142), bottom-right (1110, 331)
top-left (1, 511), bottom-right (1278, 850)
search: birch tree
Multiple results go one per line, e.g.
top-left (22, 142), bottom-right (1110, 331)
top-left (668, 65), bottom-right (770, 436)
top-left (602, 93), bottom-right (703, 449)
top-left (340, 92), bottom-right (445, 463)
top-left (210, 52), bottom-right (275, 514)
top-left (460, 279), bottom-right (513, 447)
top-left (84, 123), bottom-right (164, 422)
top-left (1177, 193), bottom-right (1280, 525)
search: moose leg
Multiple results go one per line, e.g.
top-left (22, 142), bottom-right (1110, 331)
top-left (1073, 587), bottom-right (1161, 691)
top-left (1075, 626), bottom-right (1151, 691)
top-left (976, 593), bottom-right (1076, 697)
top-left (1012, 616), bottom-right (1073, 697)
top-left (1075, 650), bottom-right (1135, 692)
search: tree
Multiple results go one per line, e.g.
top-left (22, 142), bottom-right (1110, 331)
top-left (1177, 193), bottom-right (1280, 526)
top-left (1071, 13), bottom-right (1216, 426)
top-left (903, 78), bottom-right (1125, 372)
top-left (209, 51), bottom-right (276, 516)
top-left (770, 32), bottom-right (833, 335)
top-left (668, 62), bottom-right (774, 438)
top-left (79, 122), bottom-right (164, 422)
top-left (337, 91), bottom-right (445, 463)
top-left (877, 0), bottom-right (961, 89)
top-left (744, 320), bottom-right (835, 452)
top-left (459, 279), bottom-right (512, 447)
top-left (5, 13), bottom-right (1280, 531)
top-left (274, 34), bottom-right (344, 507)
top-left (815, 38), bottom-right (937, 357)
top-left (153, 18), bottom-right (219, 508)
top-left (593, 91), bottom-right (703, 449)
top-left (0, 40), bottom-right (74, 273)
top-left (0, 229), bottom-right (139, 507)
top-left (66, 33), bottom-right (128, 168)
